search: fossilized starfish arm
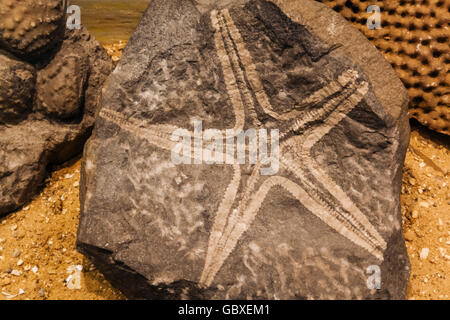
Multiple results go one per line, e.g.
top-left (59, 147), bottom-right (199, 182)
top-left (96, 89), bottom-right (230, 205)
top-left (280, 79), bottom-right (387, 255)
top-left (217, 9), bottom-right (349, 123)
top-left (211, 9), bottom-right (248, 132)
top-left (98, 108), bottom-right (261, 166)
top-left (301, 81), bottom-right (387, 252)
top-left (199, 173), bottom-right (383, 287)
top-left (202, 163), bottom-right (241, 282)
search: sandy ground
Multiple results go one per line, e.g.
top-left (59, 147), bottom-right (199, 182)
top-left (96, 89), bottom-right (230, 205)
top-left (402, 122), bottom-right (450, 300)
top-left (0, 42), bottom-right (448, 300)
top-left (103, 41), bottom-right (127, 64)
top-left (0, 157), bottom-right (124, 300)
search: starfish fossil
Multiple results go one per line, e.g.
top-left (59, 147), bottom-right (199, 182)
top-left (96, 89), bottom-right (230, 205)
top-left (98, 8), bottom-right (387, 288)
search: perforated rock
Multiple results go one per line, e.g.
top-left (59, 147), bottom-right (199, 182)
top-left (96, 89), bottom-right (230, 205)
top-left (317, 0), bottom-right (449, 134)
top-left (0, 51), bottom-right (35, 123)
top-left (0, 0), bottom-right (66, 59)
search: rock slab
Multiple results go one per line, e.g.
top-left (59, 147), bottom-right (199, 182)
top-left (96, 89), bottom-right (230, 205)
top-left (77, 0), bottom-right (410, 299)
top-left (0, 24), bottom-right (114, 215)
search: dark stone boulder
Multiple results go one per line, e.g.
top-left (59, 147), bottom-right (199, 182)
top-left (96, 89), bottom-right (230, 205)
top-left (0, 26), bottom-right (114, 215)
top-left (77, 0), bottom-right (410, 299)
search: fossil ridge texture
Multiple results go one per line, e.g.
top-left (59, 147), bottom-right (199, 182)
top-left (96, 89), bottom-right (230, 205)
top-left (316, 0), bottom-right (449, 135)
top-left (0, 52), bottom-right (36, 123)
top-left (77, 0), bottom-right (411, 299)
top-left (0, 0), bottom-right (67, 60)
top-left (0, 26), bottom-right (114, 216)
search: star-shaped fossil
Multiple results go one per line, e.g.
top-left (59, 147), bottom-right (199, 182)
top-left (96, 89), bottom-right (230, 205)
top-left (98, 8), bottom-right (386, 288)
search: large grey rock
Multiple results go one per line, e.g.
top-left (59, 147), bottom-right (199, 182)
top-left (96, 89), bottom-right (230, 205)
top-left (0, 27), bottom-right (113, 215)
top-left (77, 0), bottom-right (410, 299)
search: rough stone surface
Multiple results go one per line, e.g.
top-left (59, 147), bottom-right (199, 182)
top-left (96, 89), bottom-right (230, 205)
top-left (316, 0), bottom-right (449, 135)
top-left (78, 0), bottom-right (411, 299)
top-left (36, 46), bottom-right (89, 119)
top-left (0, 0), bottom-right (67, 59)
top-left (0, 26), bottom-right (114, 216)
top-left (0, 51), bottom-right (36, 123)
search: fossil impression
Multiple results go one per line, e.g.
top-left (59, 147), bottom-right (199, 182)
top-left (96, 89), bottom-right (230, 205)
top-left (77, 0), bottom-right (411, 299)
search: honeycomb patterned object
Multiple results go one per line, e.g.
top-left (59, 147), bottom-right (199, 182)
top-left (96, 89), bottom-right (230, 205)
top-left (317, 0), bottom-right (449, 135)
top-left (0, 0), bottom-right (67, 58)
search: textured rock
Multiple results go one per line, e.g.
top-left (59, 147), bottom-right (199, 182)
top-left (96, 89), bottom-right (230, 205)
top-left (0, 0), bottom-right (67, 59)
top-left (0, 51), bottom-right (35, 123)
top-left (316, 0), bottom-right (449, 135)
top-left (0, 27), bottom-right (113, 215)
top-left (36, 47), bottom-right (89, 119)
top-left (78, 0), bottom-right (410, 299)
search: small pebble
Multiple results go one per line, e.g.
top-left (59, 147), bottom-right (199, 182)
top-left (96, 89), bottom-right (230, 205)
top-left (420, 248), bottom-right (430, 260)
top-left (404, 230), bottom-right (415, 241)
top-left (12, 249), bottom-right (21, 258)
top-left (10, 269), bottom-right (22, 276)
